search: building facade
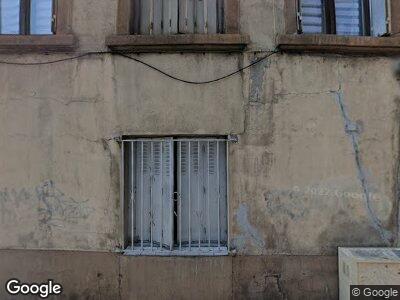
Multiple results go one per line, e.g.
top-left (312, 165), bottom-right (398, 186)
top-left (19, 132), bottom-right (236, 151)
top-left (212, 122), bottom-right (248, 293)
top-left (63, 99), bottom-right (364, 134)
top-left (0, 0), bottom-right (399, 299)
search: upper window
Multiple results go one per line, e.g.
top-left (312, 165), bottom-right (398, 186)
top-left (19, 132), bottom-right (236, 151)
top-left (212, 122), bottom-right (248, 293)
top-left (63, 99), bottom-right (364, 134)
top-left (122, 137), bottom-right (228, 256)
top-left (131, 0), bottom-right (225, 35)
top-left (298, 0), bottom-right (389, 36)
top-left (0, 0), bottom-right (54, 35)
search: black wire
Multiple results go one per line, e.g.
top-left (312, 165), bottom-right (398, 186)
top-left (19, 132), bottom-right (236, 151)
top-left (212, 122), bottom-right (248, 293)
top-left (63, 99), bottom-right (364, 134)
top-left (115, 51), bottom-right (279, 85)
top-left (0, 51), bottom-right (111, 65)
top-left (0, 50), bottom-right (279, 84)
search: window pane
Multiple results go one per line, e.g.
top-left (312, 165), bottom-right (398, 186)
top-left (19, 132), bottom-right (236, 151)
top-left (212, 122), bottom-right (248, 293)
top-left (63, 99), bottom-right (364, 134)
top-left (369, 0), bottom-right (387, 36)
top-left (0, 0), bottom-right (20, 34)
top-left (300, 0), bottom-right (325, 34)
top-left (30, 0), bottom-right (52, 34)
top-left (335, 0), bottom-right (362, 36)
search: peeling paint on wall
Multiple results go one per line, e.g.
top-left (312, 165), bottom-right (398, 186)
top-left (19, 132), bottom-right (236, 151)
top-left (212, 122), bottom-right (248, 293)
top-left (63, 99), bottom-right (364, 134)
top-left (233, 203), bottom-right (265, 251)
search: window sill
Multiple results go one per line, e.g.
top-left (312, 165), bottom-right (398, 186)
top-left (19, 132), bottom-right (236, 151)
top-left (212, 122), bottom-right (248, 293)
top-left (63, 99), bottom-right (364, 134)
top-left (106, 34), bottom-right (250, 53)
top-left (0, 34), bottom-right (76, 53)
top-left (123, 247), bottom-right (229, 256)
top-left (277, 34), bottom-right (400, 55)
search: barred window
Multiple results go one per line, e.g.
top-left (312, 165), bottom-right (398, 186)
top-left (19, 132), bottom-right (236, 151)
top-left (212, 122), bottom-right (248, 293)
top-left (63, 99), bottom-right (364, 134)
top-left (122, 137), bottom-right (229, 256)
top-left (0, 0), bottom-right (54, 34)
top-left (298, 0), bottom-right (389, 36)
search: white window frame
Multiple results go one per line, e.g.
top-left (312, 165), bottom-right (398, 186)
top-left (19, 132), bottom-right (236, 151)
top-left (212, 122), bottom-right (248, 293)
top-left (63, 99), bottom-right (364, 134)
top-left (120, 136), bottom-right (231, 256)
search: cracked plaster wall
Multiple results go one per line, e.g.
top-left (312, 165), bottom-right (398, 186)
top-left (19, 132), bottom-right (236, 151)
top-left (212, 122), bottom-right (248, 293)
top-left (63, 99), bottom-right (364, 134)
top-left (0, 0), bottom-right (399, 257)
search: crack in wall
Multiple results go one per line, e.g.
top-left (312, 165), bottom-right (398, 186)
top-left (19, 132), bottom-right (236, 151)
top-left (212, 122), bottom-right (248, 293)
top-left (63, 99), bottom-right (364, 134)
top-left (332, 87), bottom-right (393, 245)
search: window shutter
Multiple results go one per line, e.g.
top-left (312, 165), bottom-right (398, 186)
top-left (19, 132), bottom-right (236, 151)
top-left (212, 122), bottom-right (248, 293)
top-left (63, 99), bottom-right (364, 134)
top-left (369, 0), bottom-right (388, 36)
top-left (179, 141), bottom-right (227, 247)
top-left (30, 0), bottom-right (53, 34)
top-left (134, 140), bottom-right (174, 249)
top-left (0, 0), bottom-right (21, 34)
top-left (162, 0), bottom-right (178, 34)
top-left (299, 0), bottom-right (325, 34)
top-left (335, 0), bottom-right (362, 35)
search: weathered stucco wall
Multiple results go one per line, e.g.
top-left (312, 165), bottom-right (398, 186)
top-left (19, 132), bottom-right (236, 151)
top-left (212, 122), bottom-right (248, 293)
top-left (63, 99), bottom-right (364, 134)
top-left (0, 0), bottom-right (399, 261)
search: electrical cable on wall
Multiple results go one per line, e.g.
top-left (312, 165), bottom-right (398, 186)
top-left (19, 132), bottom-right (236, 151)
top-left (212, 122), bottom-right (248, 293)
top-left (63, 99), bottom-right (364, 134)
top-left (0, 50), bottom-right (280, 85)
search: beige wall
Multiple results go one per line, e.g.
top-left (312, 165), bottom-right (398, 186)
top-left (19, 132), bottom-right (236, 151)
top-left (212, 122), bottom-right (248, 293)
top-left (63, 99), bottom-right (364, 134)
top-left (0, 0), bottom-right (399, 257)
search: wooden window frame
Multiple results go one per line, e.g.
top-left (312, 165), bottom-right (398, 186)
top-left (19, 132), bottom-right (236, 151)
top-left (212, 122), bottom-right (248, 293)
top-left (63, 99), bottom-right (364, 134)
top-left (106, 0), bottom-right (249, 53)
top-left (279, 0), bottom-right (400, 55)
top-left (0, 0), bottom-right (75, 53)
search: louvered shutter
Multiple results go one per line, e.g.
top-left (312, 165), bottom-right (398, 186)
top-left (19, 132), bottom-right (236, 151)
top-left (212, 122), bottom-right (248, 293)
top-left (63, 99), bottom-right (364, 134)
top-left (137, 0), bottom-right (178, 34)
top-left (299, 0), bottom-right (325, 34)
top-left (0, 0), bottom-right (20, 34)
top-left (179, 140), bottom-right (227, 247)
top-left (178, 0), bottom-right (222, 34)
top-left (30, 0), bottom-right (53, 34)
top-left (335, 0), bottom-right (362, 35)
top-left (134, 140), bottom-right (174, 249)
top-left (369, 0), bottom-right (388, 36)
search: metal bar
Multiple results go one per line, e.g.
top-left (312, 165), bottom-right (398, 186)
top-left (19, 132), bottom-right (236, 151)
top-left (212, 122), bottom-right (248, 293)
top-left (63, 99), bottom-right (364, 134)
top-left (169, 140), bottom-right (173, 251)
top-left (131, 141), bottom-right (134, 250)
top-left (120, 141), bottom-right (125, 249)
top-left (123, 138), bottom-right (229, 142)
top-left (226, 141), bottom-right (230, 251)
top-left (140, 142), bottom-right (144, 249)
top-left (217, 141), bottom-right (220, 249)
top-left (150, 0), bottom-right (154, 34)
top-left (204, 0), bottom-right (208, 33)
top-left (160, 141), bottom-right (163, 250)
top-left (207, 141), bottom-right (210, 249)
top-left (178, 141), bottom-right (182, 250)
top-left (185, 0), bottom-right (188, 31)
top-left (150, 141), bottom-right (153, 250)
top-left (188, 141), bottom-right (191, 250)
top-left (198, 141), bottom-right (201, 248)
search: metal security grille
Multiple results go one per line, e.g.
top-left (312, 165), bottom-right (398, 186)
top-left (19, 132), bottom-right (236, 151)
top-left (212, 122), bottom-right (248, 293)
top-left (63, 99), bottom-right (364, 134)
top-left (122, 137), bottom-right (229, 256)
top-left (132, 0), bottom-right (224, 34)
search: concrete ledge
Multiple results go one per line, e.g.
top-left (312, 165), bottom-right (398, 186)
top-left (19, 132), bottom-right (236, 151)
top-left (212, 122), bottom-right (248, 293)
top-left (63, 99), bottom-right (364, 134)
top-left (0, 35), bottom-right (76, 53)
top-left (0, 250), bottom-right (338, 299)
top-left (106, 34), bottom-right (250, 53)
top-left (277, 34), bottom-right (400, 56)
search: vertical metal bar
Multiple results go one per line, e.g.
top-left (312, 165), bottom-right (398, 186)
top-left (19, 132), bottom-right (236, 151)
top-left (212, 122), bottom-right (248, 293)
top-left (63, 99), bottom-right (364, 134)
top-left (185, 0), bottom-right (188, 30)
top-left (188, 141), bottom-right (191, 250)
top-left (140, 142), bottom-right (144, 249)
top-left (207, 141), bottom-right (210, 249)
top-left (204, 0), bottom-right (208, 33)
top-left (217, 141), bottom-right (220, 250)
top-left (169, 140), bottom-right (173, 251)
top-left (120, 141), bottom-right (125, 249)
top-left (150, 0), bottom-right (154, 34)
top-left (197, 141), bottom-right (201, 249)
top-left (226, 141), bottom-right (230, 251)
top-left (168, 0), bottom-right (171, 33)
top-left (193, 0), bottom-right (197, 31)
top-left (150, 142), bottom-right (153, 250)
top-left (178, 141), bottom-right (182, 250)
top-left (160, 141), bottom-right (163, 250)
top-left (131, 142), bottom-right (134, 250)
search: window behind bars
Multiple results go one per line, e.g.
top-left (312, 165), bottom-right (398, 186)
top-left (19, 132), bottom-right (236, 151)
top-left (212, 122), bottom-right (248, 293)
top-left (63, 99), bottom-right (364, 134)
top-left (122, 137), bottom-right (228, 256)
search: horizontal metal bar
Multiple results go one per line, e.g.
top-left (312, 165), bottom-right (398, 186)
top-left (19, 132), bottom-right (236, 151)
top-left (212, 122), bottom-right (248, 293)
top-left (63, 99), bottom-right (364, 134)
top-left (124, 247), bottom-right (229, 257)
top-left (123, 138), bottom-right (229, 142)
